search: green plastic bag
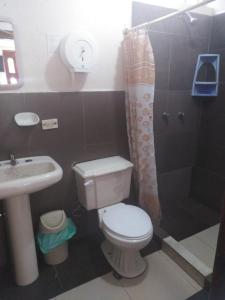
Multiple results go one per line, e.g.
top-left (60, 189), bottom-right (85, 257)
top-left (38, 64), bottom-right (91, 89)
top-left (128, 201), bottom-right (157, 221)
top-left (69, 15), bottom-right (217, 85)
top-left (37, 218), bottom-right (76, 254)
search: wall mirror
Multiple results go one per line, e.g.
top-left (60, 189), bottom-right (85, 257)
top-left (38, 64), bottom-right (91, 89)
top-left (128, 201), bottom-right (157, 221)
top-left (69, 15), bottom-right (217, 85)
top-left (0, 19), bottom-right (22, 89)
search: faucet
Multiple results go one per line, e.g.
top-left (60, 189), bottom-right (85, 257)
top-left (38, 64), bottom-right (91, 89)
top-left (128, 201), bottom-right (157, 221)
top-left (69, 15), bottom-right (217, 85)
top-left (10, 154), bottom-right (17, 166)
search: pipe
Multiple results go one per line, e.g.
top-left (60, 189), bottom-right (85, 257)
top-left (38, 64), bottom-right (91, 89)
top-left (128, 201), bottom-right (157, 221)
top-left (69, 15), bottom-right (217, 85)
top-left (125, 0), bottom-right (215, 33)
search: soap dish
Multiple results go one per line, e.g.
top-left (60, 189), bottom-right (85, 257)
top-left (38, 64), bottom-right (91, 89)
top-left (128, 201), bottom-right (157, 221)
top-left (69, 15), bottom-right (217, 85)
top-left (14, 112), bottom-right (40, 127)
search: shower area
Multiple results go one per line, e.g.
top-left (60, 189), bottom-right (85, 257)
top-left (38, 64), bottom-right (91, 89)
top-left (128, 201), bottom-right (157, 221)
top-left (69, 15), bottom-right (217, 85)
top-left (131, 0), bottom-right (224, 285)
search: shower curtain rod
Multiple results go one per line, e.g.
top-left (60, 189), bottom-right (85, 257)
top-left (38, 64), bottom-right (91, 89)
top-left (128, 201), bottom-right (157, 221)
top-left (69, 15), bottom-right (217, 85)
top-left (124, 0), bottom-right (215, 34)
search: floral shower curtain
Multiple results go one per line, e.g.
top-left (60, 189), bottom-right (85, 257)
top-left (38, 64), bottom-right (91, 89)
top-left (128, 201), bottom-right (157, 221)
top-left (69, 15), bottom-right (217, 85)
top-left (123, 30), bottom-right (161, 224)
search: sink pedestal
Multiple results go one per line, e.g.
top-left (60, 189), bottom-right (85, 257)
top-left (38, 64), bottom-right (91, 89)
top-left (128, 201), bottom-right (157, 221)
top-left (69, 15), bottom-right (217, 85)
top-left (4, 194), bottom-right (39, 286)
top-left (0, 156), bottom-right (63, 286)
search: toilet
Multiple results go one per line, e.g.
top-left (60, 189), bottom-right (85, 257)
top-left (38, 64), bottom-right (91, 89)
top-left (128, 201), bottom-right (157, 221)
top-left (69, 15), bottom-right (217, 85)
top-left (72, 156), bottom-right (153, 278)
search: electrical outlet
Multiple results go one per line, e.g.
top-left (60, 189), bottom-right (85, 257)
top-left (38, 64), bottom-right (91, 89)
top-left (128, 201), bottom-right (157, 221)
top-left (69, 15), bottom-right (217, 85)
top-left (42, 119), bottom-right (58, 130)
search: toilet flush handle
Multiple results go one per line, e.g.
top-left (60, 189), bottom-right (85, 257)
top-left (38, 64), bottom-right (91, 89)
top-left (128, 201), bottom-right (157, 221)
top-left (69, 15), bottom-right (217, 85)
top-left (84, 180), bottom-right (94, 186)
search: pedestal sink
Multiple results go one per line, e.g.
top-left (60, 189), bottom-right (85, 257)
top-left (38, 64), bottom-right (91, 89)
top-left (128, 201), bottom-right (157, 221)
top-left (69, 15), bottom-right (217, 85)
top-left (0, 156), bottom-right (63, 286)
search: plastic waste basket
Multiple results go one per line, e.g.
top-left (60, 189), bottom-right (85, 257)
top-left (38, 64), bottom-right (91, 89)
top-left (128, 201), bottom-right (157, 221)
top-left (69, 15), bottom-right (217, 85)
top-left (38, 210), bottom-right (76, 265)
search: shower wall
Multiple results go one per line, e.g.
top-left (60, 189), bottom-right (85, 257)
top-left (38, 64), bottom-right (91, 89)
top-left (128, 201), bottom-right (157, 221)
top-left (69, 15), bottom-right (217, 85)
top-left (191, 12), bottom-right (225, 212)
top-left (132, 2), bottom-right (212, 213)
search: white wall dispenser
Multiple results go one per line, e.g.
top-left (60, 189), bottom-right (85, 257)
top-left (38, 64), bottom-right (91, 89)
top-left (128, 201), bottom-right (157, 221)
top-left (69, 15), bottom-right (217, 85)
top-left (59, 31), bottom-right (97, 73)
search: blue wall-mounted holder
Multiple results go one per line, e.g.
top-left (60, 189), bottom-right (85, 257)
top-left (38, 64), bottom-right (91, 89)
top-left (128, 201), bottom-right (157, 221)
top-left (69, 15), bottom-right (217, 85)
top-left (192, 54), bottom-right (220, 97)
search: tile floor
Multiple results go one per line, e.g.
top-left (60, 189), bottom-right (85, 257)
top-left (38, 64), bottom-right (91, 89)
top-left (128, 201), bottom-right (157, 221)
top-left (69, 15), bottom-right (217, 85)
top-left (52, 251), bottom-right (202, 300)
top-left (180, 224), bottom-right (219, 270)
top-left (187, 290), bottom-right (209, 300)
top-left (0, 231), bottom-right (161, 300)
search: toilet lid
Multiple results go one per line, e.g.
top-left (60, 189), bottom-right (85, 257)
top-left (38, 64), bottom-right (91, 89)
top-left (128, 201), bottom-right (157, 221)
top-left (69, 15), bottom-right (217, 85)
top-left (102, 205), bottom-right (153, 239)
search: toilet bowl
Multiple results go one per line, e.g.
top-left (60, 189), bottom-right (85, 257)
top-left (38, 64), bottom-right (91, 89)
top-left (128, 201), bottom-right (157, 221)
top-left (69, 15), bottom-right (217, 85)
top-left (99, 203), bottom-right (153, 278)
top-left (72, 156), bottom-right (153, 278)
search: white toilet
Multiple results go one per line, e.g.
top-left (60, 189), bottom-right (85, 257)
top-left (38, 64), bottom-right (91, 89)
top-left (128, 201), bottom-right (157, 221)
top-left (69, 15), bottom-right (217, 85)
top-left (73, 156), bottom-right (153, 278)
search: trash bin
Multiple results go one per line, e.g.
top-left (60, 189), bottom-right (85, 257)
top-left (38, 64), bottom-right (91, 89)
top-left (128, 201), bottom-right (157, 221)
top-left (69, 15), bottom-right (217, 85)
top-left (37, 210), bottom-right (76, 265)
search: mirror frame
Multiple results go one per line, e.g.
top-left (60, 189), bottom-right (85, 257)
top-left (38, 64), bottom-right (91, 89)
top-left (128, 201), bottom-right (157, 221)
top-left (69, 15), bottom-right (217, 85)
top-left (0, 17), bottom-right (23, 90)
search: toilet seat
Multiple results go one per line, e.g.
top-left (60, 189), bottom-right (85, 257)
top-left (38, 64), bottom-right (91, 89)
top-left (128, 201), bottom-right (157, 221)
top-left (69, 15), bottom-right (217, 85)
top-left (102, 204), bottom-right (153, 240)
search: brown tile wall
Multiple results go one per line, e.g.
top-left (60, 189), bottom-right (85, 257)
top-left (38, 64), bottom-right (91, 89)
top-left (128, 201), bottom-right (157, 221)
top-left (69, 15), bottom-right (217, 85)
top-left (191, 12), bottom-right (225, 212)
top-left (132, 2), bottom-right (212, 213)
top-left (0, 91), bottom-right (129, 230)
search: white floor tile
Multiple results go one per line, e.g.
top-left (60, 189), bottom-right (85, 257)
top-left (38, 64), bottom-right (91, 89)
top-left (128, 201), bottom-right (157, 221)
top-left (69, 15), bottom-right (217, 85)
top-left (120, 251), bottom-right (201, 300)
top-left (54, 273), bottom-right (130, 300)
top-left (181, 235), bottom-right (216, 269)
top-left (196, 224), bottom-right (219, 250)
top-left (54, 250), bottom-right (202, 300)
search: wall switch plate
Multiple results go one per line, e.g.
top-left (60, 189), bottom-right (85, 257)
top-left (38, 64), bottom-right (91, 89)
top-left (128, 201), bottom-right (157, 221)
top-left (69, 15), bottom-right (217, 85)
top-left (42, 118), bottom-right (58, 130)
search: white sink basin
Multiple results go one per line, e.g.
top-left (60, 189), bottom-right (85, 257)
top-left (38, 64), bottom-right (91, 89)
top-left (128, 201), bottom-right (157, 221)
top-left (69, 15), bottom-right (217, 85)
top-left (1, 156), bottom-right (63, 286)
top-left (0, 156), bottom-right (63, 199)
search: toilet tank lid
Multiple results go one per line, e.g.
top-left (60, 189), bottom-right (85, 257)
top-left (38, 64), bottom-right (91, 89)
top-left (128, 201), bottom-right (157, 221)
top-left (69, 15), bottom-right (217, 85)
top-left (72, 156), bottom-right (133, 178)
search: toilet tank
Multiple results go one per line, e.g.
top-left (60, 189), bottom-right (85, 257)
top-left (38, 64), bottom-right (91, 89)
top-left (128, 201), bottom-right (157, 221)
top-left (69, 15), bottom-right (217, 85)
top-left (72, 156), bottom-right (133, 210)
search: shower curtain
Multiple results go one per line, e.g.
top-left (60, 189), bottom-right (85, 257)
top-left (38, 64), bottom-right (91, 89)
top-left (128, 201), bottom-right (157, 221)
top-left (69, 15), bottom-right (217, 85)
top-left (123, 30), bottom-right (161, 224)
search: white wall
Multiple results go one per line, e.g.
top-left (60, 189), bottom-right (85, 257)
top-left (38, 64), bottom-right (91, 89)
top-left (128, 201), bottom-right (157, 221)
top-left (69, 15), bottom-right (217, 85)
top-left (0, 0), bottom-right (131, 92)
top-left (0, 0), bottom-right (216, 93)
top-left (209, 0), bottom-right (225, 14)
top-left (137, 0), bottom-right (214, 14)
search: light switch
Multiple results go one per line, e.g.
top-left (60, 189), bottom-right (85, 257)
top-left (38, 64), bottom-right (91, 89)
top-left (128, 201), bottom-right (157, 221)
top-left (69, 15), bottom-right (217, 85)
top-left (42, 119), bottom-right (58, 130)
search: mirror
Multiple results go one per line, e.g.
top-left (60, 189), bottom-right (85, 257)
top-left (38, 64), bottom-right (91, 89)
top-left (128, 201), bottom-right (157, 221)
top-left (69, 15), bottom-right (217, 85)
top-left (0, 20), bottom-right (22, 89)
